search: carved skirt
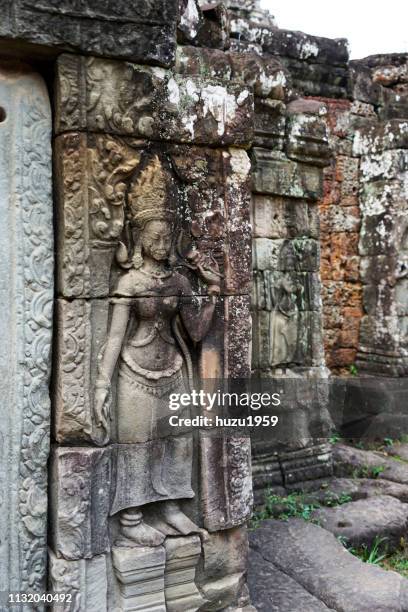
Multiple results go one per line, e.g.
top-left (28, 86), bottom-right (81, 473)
top-left (111, 359), bottom-right (194, 513)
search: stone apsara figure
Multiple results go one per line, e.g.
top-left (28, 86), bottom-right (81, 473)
top-left (94, 156), bottom-right (220, 547)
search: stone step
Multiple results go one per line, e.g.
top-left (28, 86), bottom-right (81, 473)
top-left (297, 476), bottom-right (408, 504)
top-left (333, 443), bottom-right (408, 485)
top-left (248, 549), bottom-right (335, 611)
top-left (249, 518), bottom-right (408, 612)
top-left (388, 443), bottom-right (408, 462)
top-left (312, 494), bottom-right (408, 548)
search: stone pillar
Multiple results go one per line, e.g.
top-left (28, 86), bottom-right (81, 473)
top-left (251, 95), bottom-right (333, 497)
top-left (350, 57), bottom-right (408, 376)
top-left (0, 64), bottom-right (53, 594)
top-left (50, 52), bottom-right (254, 610)
top-left (354, 120), bottom-right (408, 375)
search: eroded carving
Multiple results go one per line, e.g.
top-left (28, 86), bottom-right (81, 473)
top-left (94, 155), bottom-right (221, 547)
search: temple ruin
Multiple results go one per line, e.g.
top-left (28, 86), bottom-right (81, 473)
top-left (0, 0), bottom-right (407, 610)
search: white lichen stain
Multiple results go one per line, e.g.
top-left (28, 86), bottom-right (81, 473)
top-left (150, 67), bottom-right (166, 80)
top-left (167, 77), bottom-right (180, 106)
top-left (185, 79), bottom-right (199, 102)
top-left (181, 114), bottom-right (197, 139)
top-left (180, 0), bottom-right (200, 39)
top-left (298, 40), bottom-right (319, 60)
top-left (201, 85), bottom-right (242, 136)
top-left (259, 69), bottom-right (287, 96)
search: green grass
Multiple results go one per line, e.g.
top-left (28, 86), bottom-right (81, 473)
top-left (342, 536), bottom-right (408, 579)
top-left (346, 536), bottom-right (388, 565)
top-left (250, 489), bottom-right (352, 529)
top-left (351, 464), bottom-right (385, 479)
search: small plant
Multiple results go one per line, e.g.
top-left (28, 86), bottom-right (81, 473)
top-left (349, 364), bottom-right (358, 376)
top-left (250, 487), bottom-right (355, 528)
top-left (351, 464), bottom-right (385, 479)
top-left (347, 536), bottom-right (388, 566)
top-left (371, 465), bottom-right (385, 478)
top-left (329, 432), bottom-right (341, 445)
top-left (383, 437), bottom-right (394, 447)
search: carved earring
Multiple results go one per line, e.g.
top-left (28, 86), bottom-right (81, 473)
top-left (132, 240), bottom-right (143, 269)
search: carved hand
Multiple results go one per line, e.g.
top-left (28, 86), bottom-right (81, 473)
top-left (94, 386), bottom-right (110, 434)
top-left (186, 249), bottom-right (222, 294)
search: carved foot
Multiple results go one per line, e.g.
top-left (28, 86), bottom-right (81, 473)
top-left (160, 501), bottom-right (209, 541)
top-left (117, 509), bottom-right (165, 547)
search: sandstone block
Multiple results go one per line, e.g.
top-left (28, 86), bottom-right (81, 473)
top-left (164, 536), bottom-right (205, 611)
top-left (353, 119), bottom-right (408, 155)
top-left (55, 134), bottom-right (251, 298)
top-left (312, 495), bottom-right (408, 549)
top-left (253, 99), bottom-right (286, 150)
top-left (200, 436), bottom-right (253, 531)
top-left (249, 549), bottom-right (332, 612)
top-left (0, 64), bottom-right (52, 594)
top-left (250, 519), bottom-right (408, 611)
top-left (55, 54), bottom-right (253, 145)
top-left (112, 545), bottom-right (166, 611)
top-left (285, 113), bottom-right (331, 167)
top-left (252, 195), bottom-right (319, 240)
top-left (263, 30), bottom-right (348, 66)
top-left (49, 447), bottom-right (111, 560)
top-left (252, 148), bottom-right (323, 200)
top-left (49, 550), bottom-right (108, 612)
top-left (0, 1), bottom-right (178, 66)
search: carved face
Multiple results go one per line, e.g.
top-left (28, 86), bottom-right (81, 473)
top-left (140, 219), bottom-right (172, 261)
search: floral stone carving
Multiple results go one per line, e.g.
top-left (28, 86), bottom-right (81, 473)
top-left (0, 64), bottom-right (53, 594)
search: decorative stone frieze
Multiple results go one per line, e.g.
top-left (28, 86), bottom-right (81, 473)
top-left (0, 64), bottom-right (52, 595)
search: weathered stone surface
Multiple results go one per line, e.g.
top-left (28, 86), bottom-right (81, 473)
top-left (253, 238), bottom-right (319, 272)
top-left (55, 54), bottom-right (253, 145)
top-left (55, 134), bottom-right (251, 299)
top-left (0, 64), bottom-right (52, 594)
top-left (388, 443), bottom-right (408, 462)
top-left (50, 447), bottom-right (111, 560)
top-left (312, 495), bottom-right (408, 548)
top-left (112, 545), bottom-right (166, 611)
top-left (281, 443), bottom-right (333, 485)
top-left (201, 436), bottom-right (253, 531)
top-left (179, 0), bottom-right (231, 50)
top-left (49, 550), bottom-right (108, 612)
top-left (228, 52), bottom-right (289, 99)
top-left (333, 443), bottom-right (408, 485)
top-left (164, 535), bottom-right (205, 611)
top-left (252, 148), bottom-right (323, 200)
top-left (254, 99), bottom-right (286, 149)
top-left (0, 1), bottom-right (178, 67)
top-left (283, 58), bottom-right (349, 99)
top-left (353, 120), bottom-right (408, 155)
top-left (285, 112), bottom-right (331, 167)
top-left (176, 45), bottom-right (232, 80)
top-left (248, 549), bottom-right (333, 611)
top-left (54, 298), bottom-right (109, 444)
top-left (196, 527), bottom-right (249, 609)
top-left (263, 30), bottom-right (349, 66)
top-left (291, 476), bottom-right (408, 504)
top-left (250, 519), bottom-right (408, 611)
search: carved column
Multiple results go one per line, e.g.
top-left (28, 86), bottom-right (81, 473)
top-left (0, 64), bottom-right (53, 595)
top-left (50, 53), bottom-right (254, 611)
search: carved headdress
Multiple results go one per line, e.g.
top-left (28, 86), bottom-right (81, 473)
top-left (128, 155), bottom-right (174, 229)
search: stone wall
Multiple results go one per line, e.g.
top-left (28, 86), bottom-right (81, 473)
top-left (319, 99), bottom-right (363, 373)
